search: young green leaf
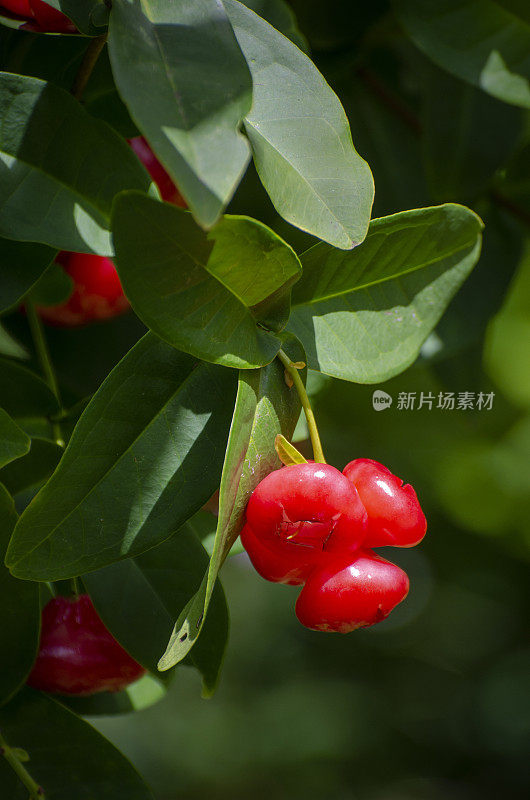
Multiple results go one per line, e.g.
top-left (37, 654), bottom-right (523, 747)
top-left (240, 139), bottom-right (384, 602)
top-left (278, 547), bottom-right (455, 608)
top-left (274, 433), bottom-right (307, 465)
top-left (394, 0), bottom-right (530, 109)
top-left (108, 0), bottom-right (252, 228)
top-left (288, 203), bottom-right (483, 383)
top-left (0, 239), bottom-right (57, 313)
top-left (0, 410), bottom-right (31, 470)
top-left (83, 524), bottom-right (229, 696)
top-left (158, 334), bottom-right (304, 675)
top-left (6, 333), bottom-right (237, 581)
top-left (112, 192), bottom-right (301, 367)
top-left (224, 0), bottom-right (374, 249)
top-left (0, 689), bottom-right (154, 799)
top-left (0, 73), bottom-right (151, 255)
top-left (0, 485), bottom-right (39, 707)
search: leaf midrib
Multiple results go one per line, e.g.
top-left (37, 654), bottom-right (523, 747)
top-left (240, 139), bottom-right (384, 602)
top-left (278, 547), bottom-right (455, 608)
top-left (294, 231), bottom-right (480, 307)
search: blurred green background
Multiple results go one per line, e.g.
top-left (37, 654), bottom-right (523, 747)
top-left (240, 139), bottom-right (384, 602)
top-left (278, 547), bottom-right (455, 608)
top-left (2, 1), bottom-right (529, 798)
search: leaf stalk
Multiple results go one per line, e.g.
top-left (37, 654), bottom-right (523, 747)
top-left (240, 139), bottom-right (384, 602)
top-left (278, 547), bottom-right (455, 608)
top-left (277, 349), bottom-right (325, 463)
top-left (0, 731), bottom-right (45, 799)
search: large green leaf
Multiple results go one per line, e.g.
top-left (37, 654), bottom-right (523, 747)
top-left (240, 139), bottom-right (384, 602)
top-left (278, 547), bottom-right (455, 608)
top-left (84, 523), bottom-right (229, 695)
top-left (0, 486), bottom-right (39, 707)
top-left (6, 333), bottom-right (237, 581)
top-left (159, 334), bottom-right (303, 672)
top-left (422, 64), bottom-right (522, 201)
top-left (288, 204), bottom-right (483, 383)
top-left (394, 0), bottom-right (530, 108)
top-left (112, 192), bottom-right (300, 367)
top-left (0, 410), bottom-right (30, 470)
top-left (0, 359), bottom-right (59, 419)
top-left (0, 239), bottom-right (56, 313)
top-left (0, 72), bottom-right (151, 255)
top-left (108, 0), bottom-right (252, 228)
top-left (224, 0), bottom-right (374, 249)
top-left (0, 688), bottom-right (154, 799)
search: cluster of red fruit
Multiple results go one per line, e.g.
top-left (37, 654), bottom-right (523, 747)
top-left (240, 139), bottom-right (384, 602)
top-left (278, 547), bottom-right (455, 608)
top-left (0, 0), bottom-right (75, 33)
top-left (242, 459), bottom-right (426, 632)
top-left (38, 137), bottom-right (186, 326)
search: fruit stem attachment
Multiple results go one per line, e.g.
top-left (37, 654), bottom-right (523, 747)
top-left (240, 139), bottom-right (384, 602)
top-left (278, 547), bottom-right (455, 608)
top-left (71, 34), bottom-right (107, 101)
top-left (70, 576), bottom-right (81, 598)
top-left (0, 732), bottom-right (45, 799)
top-left (277, 349), bottom-right (326, 464)
top-left (25, 301), bottom-right (64, 448)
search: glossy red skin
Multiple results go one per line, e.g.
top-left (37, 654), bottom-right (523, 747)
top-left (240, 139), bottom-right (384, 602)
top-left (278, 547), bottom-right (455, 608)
top-left (128, 136), bottom-right (187, 207)
top-left (38, 252), bottom-right (129, 327)
top-left (1, 0), bottom-right (32, 15)
top-left (240, 522), bottom-right (312, 585)
top-left (245, 462), bottom-right (368, 563)
top-left (343, 458), bottom-right (426, 548)
top-left (1, 1), bottom-right (75, 32)
top-left (27, 594), bottom-right (146, 696)
top-left (30, 0), bottom-right (75, 32)
top-left (295, 550), bottom-right (409, 633)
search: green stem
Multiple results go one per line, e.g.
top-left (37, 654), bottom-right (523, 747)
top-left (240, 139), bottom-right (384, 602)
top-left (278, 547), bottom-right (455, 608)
top-left (71, 34), bottom-right (107, 101)
top-left (70, 576), bottom-right (81, 597)
top-left (25, 301), bottom-right (64, 448)
top-left (277, 349), bottom-right (326, 464)
top-left (0, 732), bottom-right (45, 799)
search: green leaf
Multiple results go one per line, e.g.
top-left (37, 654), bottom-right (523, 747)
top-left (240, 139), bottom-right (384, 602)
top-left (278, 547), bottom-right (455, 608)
top-left (0, 437), bottom-right (63, 496)
top-left (434, 205), bottom-right (523, 358)
top-left (339, 72), bottom-right (428, 218)
top-left (112, 192), bottom-right (300, 367)
top-left (0, 410), bottom-right (30, 470)
top-left (0, 688), bottom-right (154, 799)
top-left (108, 0), bottom-right (252, 228)
top-left (0, 239), bottom-right (56, 313)
top-left (61, 674), bottom-right (167, 717)
top-left (422, 63), bottom-right (522, 201)
top-left (6, 333), bottom-right (237, 581)
top-left (240, 0), bottom-right (308, 50)
top-left (288, 204), bottom-right (483, 383)
top-left (27, 261), bottom-right (73, 307)
top-left (0, 325), bottom-right (27, 361)
top-left (46, 1), bottom-right (109, 35)
top-left (394, 0), bottom-right (530, 108)
top-left (159, 333), bottom-right (303, 674)
top-left (0, 359), bottom-right (59, 419)
top-left (83, 524), bottom-right (229, 695)
top-left (0, 72), bottom-right (151, 255)
top-left (224, 0), bottom-right (374, 249)
top-left (0, 486), bottom-right (39, 707)
top-left (274, 433), bottom-right (307, 465)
